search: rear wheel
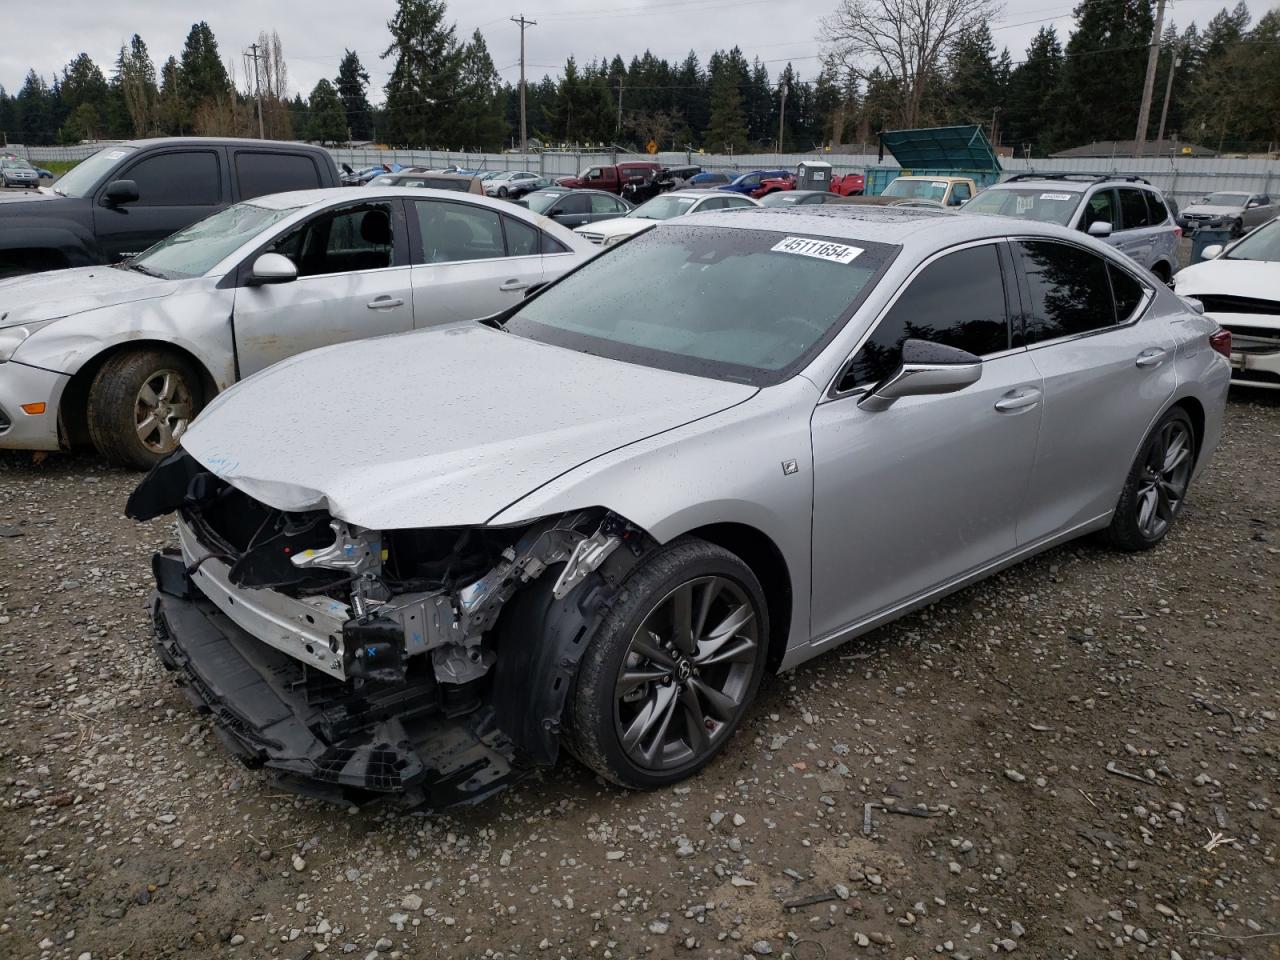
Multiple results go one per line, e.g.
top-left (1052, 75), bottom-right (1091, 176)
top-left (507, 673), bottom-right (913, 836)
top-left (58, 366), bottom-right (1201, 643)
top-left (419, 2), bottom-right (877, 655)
top-left (1104, 407), bottom-right (1195, 551)
top-left (1231, 218), bottom-right (1244, 238)
top-left (87, 348), bottom-right (203, 470)
top-left (565, 539), bottom-right (768, 789)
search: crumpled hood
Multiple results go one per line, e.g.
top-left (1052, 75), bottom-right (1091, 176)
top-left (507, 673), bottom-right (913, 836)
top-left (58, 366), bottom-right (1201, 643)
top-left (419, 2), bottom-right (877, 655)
top-left (1182, 203), bottom-right (1243, 218)
top-left (182, 322), bottom-right (757, 530)
top-left (0, 265), bottom-right (175, 328)
top-left (1174, 258), bottom-right (1280, 305)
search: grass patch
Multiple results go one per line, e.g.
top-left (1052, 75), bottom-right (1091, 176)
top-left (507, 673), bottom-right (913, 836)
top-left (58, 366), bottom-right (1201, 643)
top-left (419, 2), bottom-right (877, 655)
top-left (41, 160), bottom-right (81, 176)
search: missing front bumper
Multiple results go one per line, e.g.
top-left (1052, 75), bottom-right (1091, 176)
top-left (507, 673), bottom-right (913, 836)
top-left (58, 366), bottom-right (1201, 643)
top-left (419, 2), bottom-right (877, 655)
top-left (148, 553), bottom-right (530, 810)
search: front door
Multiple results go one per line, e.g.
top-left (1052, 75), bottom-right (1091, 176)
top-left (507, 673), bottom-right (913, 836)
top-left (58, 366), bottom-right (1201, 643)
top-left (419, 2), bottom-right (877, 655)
top-left (231, 199), bottom-right (414, 377)
top-left (94, 148), bottom-right (225, 262)
top-left (1013, 240), bottom-right (1177, 542)
top-left (408, 198), bottom-right (544, 328)
top-left (809, 241), bottom-right (1043, 642)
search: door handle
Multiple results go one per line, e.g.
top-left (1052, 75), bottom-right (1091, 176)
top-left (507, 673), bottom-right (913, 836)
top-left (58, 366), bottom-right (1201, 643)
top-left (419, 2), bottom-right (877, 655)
top-left (367, 297), bottom-right (404, 310)
top-left (499, 279), bottom-right (529, 292)
top-left (994, 388), bottom-right (1042, 413)
top-left (1135, 347), bottom-right (1169, 368)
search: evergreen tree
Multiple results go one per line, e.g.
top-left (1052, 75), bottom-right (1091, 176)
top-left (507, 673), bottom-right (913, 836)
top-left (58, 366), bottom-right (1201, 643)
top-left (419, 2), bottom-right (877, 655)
top-left (381, 0), bottom-right (463, 148)
top-left (1004, 26), bottom-right (1064, 154)
top-left (58, 54), bottom-right (111, 141)
top-left (705, 56), bottom-right (748, 152)
top-left (335, 50), bottom-right (373, 141)
top-left (1183, 2), bottom-right (1254, 149)
top-left (156, 56), bottom-right (185, 135)
top-left (946, 25), bottom-right (1001, 126)
top-left (116, 34), bottom-right (159, 137)
top-left (307, 79), bottom-right (347, 144)
top-left (674, 52), bottom-right (707, 144)
top-left (15, 71), bottom-right (57, 143)
top-left (1052, 0), bottom-right (1155, 147)
top-left (178, 21), bottom-right (231, 111)
top-left (449, 30), bottom-right (507, 149)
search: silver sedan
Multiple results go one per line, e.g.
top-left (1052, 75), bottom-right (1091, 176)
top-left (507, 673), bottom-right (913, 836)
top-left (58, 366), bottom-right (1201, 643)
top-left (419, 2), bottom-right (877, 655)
top-left (0, 187), bottom-right (594, 467)
top-left (131, 206), bottom-right (1230, 810)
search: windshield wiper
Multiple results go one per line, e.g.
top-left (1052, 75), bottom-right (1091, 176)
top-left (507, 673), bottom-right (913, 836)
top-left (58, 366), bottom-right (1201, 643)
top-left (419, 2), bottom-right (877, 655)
top-left (122, 262), bottom-right (167, 279)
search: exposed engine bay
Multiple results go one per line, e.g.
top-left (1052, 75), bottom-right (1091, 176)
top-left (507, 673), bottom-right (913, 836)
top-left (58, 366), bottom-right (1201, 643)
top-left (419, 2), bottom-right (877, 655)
top-left (127, 449), bottom-right (648, 810)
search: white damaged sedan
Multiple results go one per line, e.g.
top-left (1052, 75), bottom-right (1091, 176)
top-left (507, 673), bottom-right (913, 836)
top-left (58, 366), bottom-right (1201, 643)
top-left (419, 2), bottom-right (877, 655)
top-left (1175, 216), bottom-right (1280, 390)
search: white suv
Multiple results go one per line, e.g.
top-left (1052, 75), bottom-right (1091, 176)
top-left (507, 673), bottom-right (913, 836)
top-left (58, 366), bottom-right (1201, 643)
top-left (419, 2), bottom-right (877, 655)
top-left (963, 175), bottom-right (1180, 282)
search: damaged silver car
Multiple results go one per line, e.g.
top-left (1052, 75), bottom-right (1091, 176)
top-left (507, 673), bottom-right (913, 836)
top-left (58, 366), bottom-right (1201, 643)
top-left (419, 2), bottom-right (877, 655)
top-left (130, 207), bottom-right (1230, 810)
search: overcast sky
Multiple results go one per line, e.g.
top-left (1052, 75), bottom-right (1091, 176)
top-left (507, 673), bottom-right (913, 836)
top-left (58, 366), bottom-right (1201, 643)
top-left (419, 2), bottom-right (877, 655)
top-left (3, 0), bottom-right (1275, 103)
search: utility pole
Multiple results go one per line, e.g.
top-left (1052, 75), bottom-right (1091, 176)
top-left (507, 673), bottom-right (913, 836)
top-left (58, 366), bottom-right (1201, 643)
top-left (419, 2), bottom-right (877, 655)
top-left (1133, 0), bottom-right (1167, 157)
top-left (616, 77), bottom-right (623, 133)
top-left (1155, 43), bottom-right (1182, 151)
top-left (511, 14), bottom-right (536, 151)
top-left (246, 42), bottom-right (266, 139)
top-left (778, 81), bottom-right (788, 155)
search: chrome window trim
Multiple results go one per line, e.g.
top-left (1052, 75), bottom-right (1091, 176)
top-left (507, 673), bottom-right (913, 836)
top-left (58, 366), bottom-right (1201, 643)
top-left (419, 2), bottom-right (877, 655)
top-left (820, 237), bottom-right (1021, 402)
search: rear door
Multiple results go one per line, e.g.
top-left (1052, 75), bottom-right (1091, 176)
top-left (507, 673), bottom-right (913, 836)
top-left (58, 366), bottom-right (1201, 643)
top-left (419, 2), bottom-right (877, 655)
top-left (94, 148), bottom-right (225, 261)
top-left (407, 198), bottom-right (544, 328)
top-left (1013, 239), bottom-right (1175, 542)
top-left (231, 198), bottom-right (414, 377)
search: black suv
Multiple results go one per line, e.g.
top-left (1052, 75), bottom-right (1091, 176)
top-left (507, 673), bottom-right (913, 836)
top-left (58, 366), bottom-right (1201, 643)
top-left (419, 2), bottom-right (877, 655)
top-left (0, 138), bottom-right (339, 276)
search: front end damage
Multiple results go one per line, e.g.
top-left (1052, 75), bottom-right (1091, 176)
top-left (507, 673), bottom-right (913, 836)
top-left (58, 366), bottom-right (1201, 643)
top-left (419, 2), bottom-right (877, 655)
top-left (128, 450), bottom-right (646, 810)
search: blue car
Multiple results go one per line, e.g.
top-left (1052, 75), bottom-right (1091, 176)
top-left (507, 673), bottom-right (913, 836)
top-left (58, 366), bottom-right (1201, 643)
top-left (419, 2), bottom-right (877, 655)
top-left (718, 169), bottom-right (793, 196)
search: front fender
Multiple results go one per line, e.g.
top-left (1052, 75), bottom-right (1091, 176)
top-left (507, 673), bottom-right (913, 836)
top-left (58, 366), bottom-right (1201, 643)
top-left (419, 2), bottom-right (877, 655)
top-left (0, 219), bottom-right (99, 267)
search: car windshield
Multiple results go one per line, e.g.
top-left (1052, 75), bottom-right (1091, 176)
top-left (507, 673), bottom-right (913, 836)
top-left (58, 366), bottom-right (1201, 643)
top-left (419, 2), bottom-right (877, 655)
top-left (1224, 218), bottom-right (1280, 262)
top-left (1201, 192), bottom-right (1247, 206)
top-left (761, 192), bottom-right (807, 206)
top-left (491, 172), bottom-right (518, 181)
top-left (1, 158), bottom-right (31, 169)
top-left (525, 191), bottom-right (565, 214)
top-left (127, 200), bottom-right (304, 280)
top-left (882, 179), bottom-right (949, 200)
top-left (49, 145), bottom-right (137, 197)
top-left (628, 195), bottom-right (699, 220)
top-left (503, 224), bottom-right (896, 385)
top-left (962, 186), bottom-right (1082, 225)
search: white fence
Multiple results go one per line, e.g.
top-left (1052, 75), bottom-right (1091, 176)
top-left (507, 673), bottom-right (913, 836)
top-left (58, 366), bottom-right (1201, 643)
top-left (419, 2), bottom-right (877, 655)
top-left (13, 142), bottom-right (1280, 208)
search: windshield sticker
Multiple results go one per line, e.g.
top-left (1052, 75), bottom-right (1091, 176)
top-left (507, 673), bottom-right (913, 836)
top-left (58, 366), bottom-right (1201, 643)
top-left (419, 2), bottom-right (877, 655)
top-left (104, 150), bottom-right (128, 160)
top-left (771, 236), bottom-right (863, 264)
top-left (1040, 192), bottom-right (1073, 201)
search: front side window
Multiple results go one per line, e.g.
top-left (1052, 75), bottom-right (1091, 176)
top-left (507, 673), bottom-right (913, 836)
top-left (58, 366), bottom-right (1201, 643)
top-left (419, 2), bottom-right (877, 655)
top-left (555, 194), bottom-right (590, 215)
top-left (504, 225), bottom-right (896, 385)
top-left (949, 182), bottom-right (972, 206)
top-left (269, 202), bottom-right (395, 277)
top-left (840, 244), bottom-right (1010, 390)
top-left (1017, 241), bottom-right (1116, 342)
top-left (129, 200), bottom-right (303, 279)
top-left (1080, 189), bottom-right (1116, 231)
top-left (413, 199), bottom-right (504, 263)
top-left (1118, 188), bottom-right (1151, 230)
top-left (122, 151), bottom-right (220, 206)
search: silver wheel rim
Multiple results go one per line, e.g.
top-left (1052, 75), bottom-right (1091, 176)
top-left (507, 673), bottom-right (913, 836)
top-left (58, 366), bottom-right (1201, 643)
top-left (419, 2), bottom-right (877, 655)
top-left (613, 576), bottom-right (758, 772)
top-left (134, 368), bottom-right (193, 454)
top-left (1136, 419), bottom-right (1192, 540)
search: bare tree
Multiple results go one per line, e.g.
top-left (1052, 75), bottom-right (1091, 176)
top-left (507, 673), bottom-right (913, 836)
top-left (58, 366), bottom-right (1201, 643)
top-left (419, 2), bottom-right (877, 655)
top-left (820, 0), bottom-right (1001, 129)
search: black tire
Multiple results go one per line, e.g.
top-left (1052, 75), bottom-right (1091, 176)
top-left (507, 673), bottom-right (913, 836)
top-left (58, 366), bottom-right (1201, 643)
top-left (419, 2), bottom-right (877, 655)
top-left (1104, 407), bottom-right (1196, 552)
top-left (87, 348), bottom-right (203, 470)
top-left (497, 186), bottom-right (509, 197)
top-left (1231, 218), bottom-right (1244, 238)
top-left (564, 538), bottom-right (769, 790)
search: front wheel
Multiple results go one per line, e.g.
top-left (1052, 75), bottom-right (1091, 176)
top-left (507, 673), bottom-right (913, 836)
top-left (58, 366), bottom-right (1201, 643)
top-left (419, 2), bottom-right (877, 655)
top-left (497, 186), bottom-right (509, 198)
top-left (1231, 219), bottom-right (1244, 238)
top-left (87, 348), bottom-right (203, 470)
top-left (564, 539), bottom-right (768, 789)
top-left (1104, 407), bottom-right (1195, 551)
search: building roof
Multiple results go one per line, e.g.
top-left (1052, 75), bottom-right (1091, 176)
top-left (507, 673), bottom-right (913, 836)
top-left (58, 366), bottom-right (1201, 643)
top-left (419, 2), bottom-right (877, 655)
top-left (1050, 139), bottom-right (1216, 159)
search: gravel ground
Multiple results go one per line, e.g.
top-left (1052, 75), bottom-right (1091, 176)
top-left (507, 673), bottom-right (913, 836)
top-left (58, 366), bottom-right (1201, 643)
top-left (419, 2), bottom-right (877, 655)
top-left (1, 394), bottom-right (1277, 960)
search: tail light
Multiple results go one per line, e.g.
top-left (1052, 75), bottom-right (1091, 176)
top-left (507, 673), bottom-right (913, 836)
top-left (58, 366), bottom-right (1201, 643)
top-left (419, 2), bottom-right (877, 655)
top-left (1173, 225), bottom-right (1183, 240)
top-left (1209, 327), bottom-right (1232, 358)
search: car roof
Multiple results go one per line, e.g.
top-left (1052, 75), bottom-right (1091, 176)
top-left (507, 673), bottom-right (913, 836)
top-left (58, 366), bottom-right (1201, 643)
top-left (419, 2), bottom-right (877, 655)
top-left (378, 171), bottom-right (475, 182)
top-left (666, 188), bottom-right (741, 197)
top-left (245, 186), bottom-right (532, 210)
top-left (103, 136), bottom-right (329, 152)
top-left (675, 204), bottom-right (1096, 250)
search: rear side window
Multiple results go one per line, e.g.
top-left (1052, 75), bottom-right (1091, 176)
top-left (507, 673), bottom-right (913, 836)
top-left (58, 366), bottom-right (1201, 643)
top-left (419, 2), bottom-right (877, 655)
top-left (1017, 241), bottom-right (1116, 341)
top-left (503, 216), bottom-right (540, 257)
top-left (590, 194), bottom-right (621, 214)
top-left (543, 234), bottom-right (570, 254)
top-left (1109, 264), bottom-right (1147, 322)
top-left (235, 152), bottom-right (322, 200)
top-left (1146, 191), bottom-right (1169, 224)
top-left (122, 151), bottom-right (220, 206)
top-left (1118, 188), bottom-right (1151, 230)
top-left (724, 196), bottom-right (755, 208)
top-left (414, 200), bottom-right (505, 263)
top-left (841, 243), bottom-right (1009, 389)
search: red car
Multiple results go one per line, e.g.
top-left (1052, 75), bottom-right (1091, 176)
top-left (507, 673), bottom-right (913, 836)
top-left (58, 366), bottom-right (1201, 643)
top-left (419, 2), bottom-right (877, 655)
top-left (830, 172), bottom-right (866, 196)
top-left (752, 174), bottom-right (796, 199)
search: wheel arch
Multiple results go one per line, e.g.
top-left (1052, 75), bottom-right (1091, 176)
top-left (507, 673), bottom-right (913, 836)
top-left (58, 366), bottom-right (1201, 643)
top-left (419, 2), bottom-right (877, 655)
top-left (680, 521), bottom-right (793, 672)
top-left (1170, 394), bottom-right (1206, 468)
top-left (59, 340), bottom-right (220, 449)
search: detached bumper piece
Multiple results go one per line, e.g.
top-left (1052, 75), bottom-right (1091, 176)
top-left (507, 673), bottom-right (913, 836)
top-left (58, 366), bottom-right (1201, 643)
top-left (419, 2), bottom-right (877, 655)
top-left (149, 555), bottom-right (529, 811)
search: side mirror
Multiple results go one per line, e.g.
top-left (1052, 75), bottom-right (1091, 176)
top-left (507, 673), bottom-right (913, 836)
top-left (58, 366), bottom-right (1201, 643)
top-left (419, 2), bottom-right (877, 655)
top-left (1199, 243), bottom-right (1224, 261)
top-left (248, 253), bottom-right (298, 285)
top-left (104, 179), bottom-right (139, 205)
top-left (1087, 220), bottom-right (1113, 238)
top-left (858, 339), bottom-right (983, 412)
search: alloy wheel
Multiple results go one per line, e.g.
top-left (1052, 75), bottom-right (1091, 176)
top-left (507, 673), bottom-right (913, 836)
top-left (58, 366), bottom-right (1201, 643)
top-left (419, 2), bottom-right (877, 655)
top-left (134, 369), bottom-right (194, 454)
top-left (1135, 419), bottom-right (1193, 540)
top-left (613, 576), bottom-right (759, 771)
